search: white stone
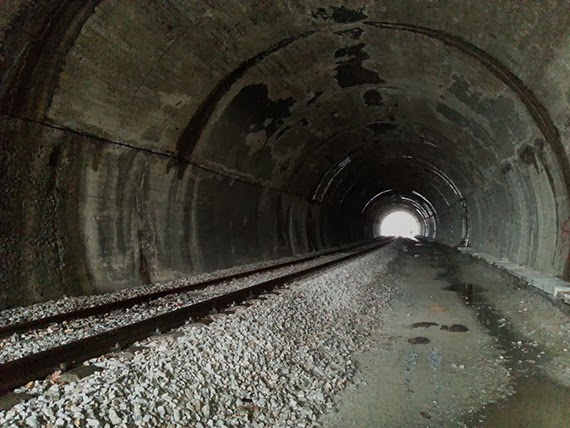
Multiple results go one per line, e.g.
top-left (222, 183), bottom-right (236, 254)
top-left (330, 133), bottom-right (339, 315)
top-left (108, 409), bottom-right (121, 425)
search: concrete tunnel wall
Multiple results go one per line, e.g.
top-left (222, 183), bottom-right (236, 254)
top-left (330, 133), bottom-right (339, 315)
top-left (1, 1), bottom-right (570, 308)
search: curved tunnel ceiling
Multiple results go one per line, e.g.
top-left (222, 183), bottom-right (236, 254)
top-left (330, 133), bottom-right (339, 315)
top-left (1, 1), bottom-right (570, 307)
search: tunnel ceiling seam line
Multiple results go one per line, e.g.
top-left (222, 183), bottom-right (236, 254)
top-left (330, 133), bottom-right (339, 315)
top-left (9, 115), bottom-right (316, 203)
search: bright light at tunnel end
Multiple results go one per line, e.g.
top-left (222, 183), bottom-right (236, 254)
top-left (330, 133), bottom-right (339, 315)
top-left (379, 210), bottom-right (421, 239)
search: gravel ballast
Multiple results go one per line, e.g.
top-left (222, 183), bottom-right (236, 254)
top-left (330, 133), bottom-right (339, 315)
top-left (0, 246), bottom-right (396, 427)
top-left (0, 250), bottom-right (351, 328)
top-left (0, 252), bottom-right (348, 363)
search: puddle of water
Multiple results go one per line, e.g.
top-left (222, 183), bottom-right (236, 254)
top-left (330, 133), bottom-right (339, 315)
top-left (443, 282), bottom-right (484, 306)
top-left (432, 246), bottom-right (570, 427)
top-left (408, 337), bottom-right (431, 344)
top-left (477, 375), bottom-right (570, 428)
top-left (441, 324), bottom-right (469, 332)
top-left (411, 322), bottom-right (439, 328)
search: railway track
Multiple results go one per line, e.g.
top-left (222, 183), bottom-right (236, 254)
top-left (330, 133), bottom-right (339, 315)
top-left (0, 238), bottom-right (393, 394)
top-left (0, 240), bottom-right (384, 337)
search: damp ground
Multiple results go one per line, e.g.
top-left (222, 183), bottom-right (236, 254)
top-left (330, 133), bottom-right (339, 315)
top-left (321, 239), bottom-right (570, 428)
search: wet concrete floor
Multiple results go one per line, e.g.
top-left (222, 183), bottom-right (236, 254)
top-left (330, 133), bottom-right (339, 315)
top-left (322, 240), bottom-right (570, 427)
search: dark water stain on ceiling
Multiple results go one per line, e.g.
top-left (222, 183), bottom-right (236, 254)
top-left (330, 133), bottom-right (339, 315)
top-left (174, 30), bottom-right (316, 177)
top-left (205, 83), bottom-right (295, 169)
top-left (333, 27), bottom-right (365, 39)
top-left (367, 122), bottom-right (398, 134)
top-left (448, 74), bottom-right (528, 142)
top-left (335, 43), bottom-right (368, 59)
top-left (224, 83), bottom-right (294, 140)
top-left (311, 5), bottom-right (367, 23)
top-left (334, 43), bottom-right (384, 88)
top-left (436, 103), bottom-right (490, 146)
top-left (306, 91), bottom-right (324, 106)
top-left (363, 89), bottom-right (383, 106)
top-left (275, 125), bottom-right (292, 141)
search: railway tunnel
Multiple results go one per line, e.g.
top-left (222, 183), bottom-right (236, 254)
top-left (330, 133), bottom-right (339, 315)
top-left (1, 1), bottom-right (570, 426)
top-left (1, 0), bottom-right (569, 308)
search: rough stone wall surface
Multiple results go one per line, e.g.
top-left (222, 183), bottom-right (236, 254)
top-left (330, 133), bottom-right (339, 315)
top-left (1, 0), bottom-right (569, 307)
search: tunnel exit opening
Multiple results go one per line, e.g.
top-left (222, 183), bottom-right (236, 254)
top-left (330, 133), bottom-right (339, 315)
top-left (379, 210), bottom-right (421, 238)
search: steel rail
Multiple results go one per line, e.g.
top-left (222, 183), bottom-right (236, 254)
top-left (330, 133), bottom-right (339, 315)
top-left (0, 237), bottom-right (393, 394)
top-left (0, 239), bottom-right (379, 338)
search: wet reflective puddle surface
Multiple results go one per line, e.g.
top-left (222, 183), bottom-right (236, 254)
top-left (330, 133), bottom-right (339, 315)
top-left (411, 322), bottom-right (439, 328)
top-left (474, 374), bottom-right (570, 427)
top-left (408, 336), bottom-right (431, 345)
top-left (435, 249), bottom-right (570, 427)
top-left (441, 324), bottom-right (469, 332)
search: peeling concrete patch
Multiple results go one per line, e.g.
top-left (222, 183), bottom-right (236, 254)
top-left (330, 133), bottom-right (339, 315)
top-left (306, 91), bottom-right (324, 106)
top-left (333, 27), bottom-right (365, 39)
top-left (367, 122), bottom-right (398, 134)
top-left (212, 83), bottom-right (294, 152)
top-left (174, 30), bottom-right (315, 175)
top-left (363, 89), bottom-right (383, 106)
top-left (275, 125), bottom-right (292, 141)
top-left (334, 43), bottom-right (383, 88)
top-left (334, 43), bottom-right (368, 60)
top-left (245, 130), bottom-right (267, 152)
top-left (312, 6), bottom-right (367, 23)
